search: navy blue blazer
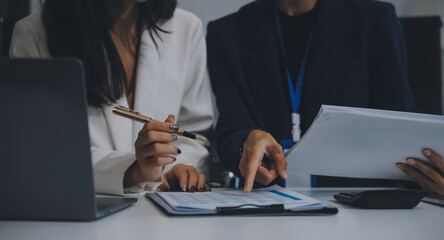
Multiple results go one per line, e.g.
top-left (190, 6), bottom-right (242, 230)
top-left (207, 0), bottom-right (415, 180)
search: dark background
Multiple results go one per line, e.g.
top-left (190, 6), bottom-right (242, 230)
top-left (0, 0), bottom-right (30, 57)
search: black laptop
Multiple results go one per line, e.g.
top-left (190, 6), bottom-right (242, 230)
top-left (0, 59), bottom-right (137, 221)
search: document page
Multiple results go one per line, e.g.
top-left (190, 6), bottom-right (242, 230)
top-left (156, 188), bottom-right (326, 212)
top-left (285, 105), bottom-right (444, 183)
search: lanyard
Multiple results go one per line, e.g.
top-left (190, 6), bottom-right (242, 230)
top-left (274, 9), bottom-right (314, 115)
top-left (275, 8), bottom-right (314, 143)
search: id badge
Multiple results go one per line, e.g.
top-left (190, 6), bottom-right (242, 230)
top-left (292, 113), bottom-right (301, 142)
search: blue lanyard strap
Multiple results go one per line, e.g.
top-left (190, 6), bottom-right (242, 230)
top-left (275, 8), bottom-right (314, 114)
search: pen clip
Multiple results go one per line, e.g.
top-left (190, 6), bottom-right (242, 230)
top-left (115, 105), bottom-right (140, 115)
top-left (113, 105), bottom-right (151, 123)
top-left (217, 204), bottom-right (284, 215)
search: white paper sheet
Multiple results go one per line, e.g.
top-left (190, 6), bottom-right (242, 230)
top-left (285, 105), bottom-right (444, 182)
top-left (156, 187), bottom-right (325, 212)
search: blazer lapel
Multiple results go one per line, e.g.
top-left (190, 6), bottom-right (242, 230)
top-left (303, 0), bottom-right (350, 106)
top-left (239, 0), bottom-right (291, 129)
top-left (131, 30), bottom-right (160, 140)
top-left (102, 97), bottom-right (134, 151)
top-left (101, 30), bottom-right (159, 151)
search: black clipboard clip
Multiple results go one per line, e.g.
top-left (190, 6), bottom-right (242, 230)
top-left (217, 204), bottom-right (285, 215)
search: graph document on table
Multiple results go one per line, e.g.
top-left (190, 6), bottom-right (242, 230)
top-left (146, 187), bottom-right (337, 216)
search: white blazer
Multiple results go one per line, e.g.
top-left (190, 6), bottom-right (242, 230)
top-left (10, 9), bottom-right (215, 195)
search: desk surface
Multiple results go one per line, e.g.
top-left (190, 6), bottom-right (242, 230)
top-left (1, 188), bottom-right (443, 240)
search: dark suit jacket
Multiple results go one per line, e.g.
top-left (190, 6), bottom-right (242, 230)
top-left (207, 0), bottom-right (415, 183)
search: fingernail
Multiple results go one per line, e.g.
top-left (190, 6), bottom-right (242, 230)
top-left (200, 185), bottom-right (204, 191)
top-left (182, 184), bottom-right (187, 192)
top-left (396, 163), bottom-right (405, 170)
top-left (169, 124), bottom-right (179, 131)
top-left (172, 156), bottom-right (176, 162)
top-left (190, 186), bottom-right (195, 192)
top-left (177, 148), bottom-right (182, 154)
top-left (173, 135), bottom-right (178, 141)
top-left (168, 114), bottom-right (176, 121)
top-left (283, 170), bottom-right (288, 179)
top-left (423, 149), bottom-right (432, 157)
top-left (407, 158), bottom-right (415, 165)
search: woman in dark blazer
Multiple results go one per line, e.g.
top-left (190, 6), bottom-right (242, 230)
top-left (207, 0), bottom-right (415, 192)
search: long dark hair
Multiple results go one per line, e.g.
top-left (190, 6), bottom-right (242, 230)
top-left (42, 0), bottom-right (177, 107)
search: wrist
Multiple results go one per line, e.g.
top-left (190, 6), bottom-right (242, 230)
top-left (240, 128), bottom-right (265, 156)
top-left (123, 161), bottom-right (142, 187)
top-left (248, 129), bottom-right (264, 137)
top-left (238, 128), bottom-right (262, 158)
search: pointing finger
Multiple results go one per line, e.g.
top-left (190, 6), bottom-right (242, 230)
top-left (243, 149), bottom-right (263, 193)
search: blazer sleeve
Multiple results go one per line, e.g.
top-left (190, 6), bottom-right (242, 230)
top-left (369, 3), bottom-right (415, 111)
top-left (207, 21), bottom-right (259, 177)
top-left (90, 146), bottom-right (162, 195)
top-left (164, 19), bottom-right (215, 175)
top-left (9, 18), bottom-right (43, 58)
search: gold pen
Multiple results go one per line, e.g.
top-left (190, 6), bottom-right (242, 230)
top-left (112, 105), bottom-right (208, 143)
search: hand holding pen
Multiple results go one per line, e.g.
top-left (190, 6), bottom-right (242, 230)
top-left (115, 106), bottom-right (210, 192)
top-left (113, 106), bottom-right (208, 143)
top-left (123, 114), bottom-right (180, 187)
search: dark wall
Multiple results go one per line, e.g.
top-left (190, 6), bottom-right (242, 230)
top-left (0, 0), bottom-right (30, 57)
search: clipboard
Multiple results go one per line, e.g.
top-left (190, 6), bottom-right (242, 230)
top-left (146, 192), bottom-right (338, 216)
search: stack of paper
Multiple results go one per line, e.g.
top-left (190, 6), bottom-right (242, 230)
top-left (286, 105), bottom-right (444, 182)
top-left (156, 188), bottom-right (327, 213)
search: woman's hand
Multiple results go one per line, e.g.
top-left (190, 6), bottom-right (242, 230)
top-left (157, 164), bottom-right (211, 192)
top-left (123, 115), bottom-right (180, 187)
top-left (397, 148), bottom-right (444, 195)
top-left (240, 130), bottom-right (288, 193)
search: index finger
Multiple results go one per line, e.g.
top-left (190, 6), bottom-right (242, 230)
top-left (157, 179), bottom-right (170, 192)
top-left (255, 165), bottom-right (278, 185)
top-left (243, 150), bottom-right (263, 193)
top-left (267, 144), bottom-right (288, 180)
top-left (423, 149), bottom-right (444, 174)
top-left (139, 121), bottom-right (179, 136)
top-left (406, 158), bottom-right (444, 186)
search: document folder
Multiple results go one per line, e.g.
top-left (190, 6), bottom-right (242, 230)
top-left (146, 188), bottom-right (338, 216)
top-left (285, 105), bottom-right (444, 183)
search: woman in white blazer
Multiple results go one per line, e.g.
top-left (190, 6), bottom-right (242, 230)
top-left (10, 0), bottom-right (214, 195)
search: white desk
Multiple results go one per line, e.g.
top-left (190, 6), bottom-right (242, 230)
top-left (1, 188), bottom-right (443, 240)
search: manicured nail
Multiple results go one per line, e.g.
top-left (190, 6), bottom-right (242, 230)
top-left (173, 135), bottom-right (178, 141)
top-left (171, 156), bottom-right (176, 162)
top-left (407, 158), bottom-right (415, 166)
top-left (177, 148), bottom-right (182, 154)
top-left (423, 149), bottom-right (432, 157)
top-left (283, 170), bottom-right (288, 179)
top-left (200, 185), bottom-right (204, 191)
top-left (182, 184), bottom-right (187, 192)
top-left (168, 114), bottom-right (176, 121)
top-left (396, 163), bottom-right (405, 170)
top-left (190, 186), bottom-right (195, 192)
top-left (169, 124), bottom-right (179, 131)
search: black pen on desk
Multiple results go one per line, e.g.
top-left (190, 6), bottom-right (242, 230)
top-left (112, 105), bottom-right (208, 143)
